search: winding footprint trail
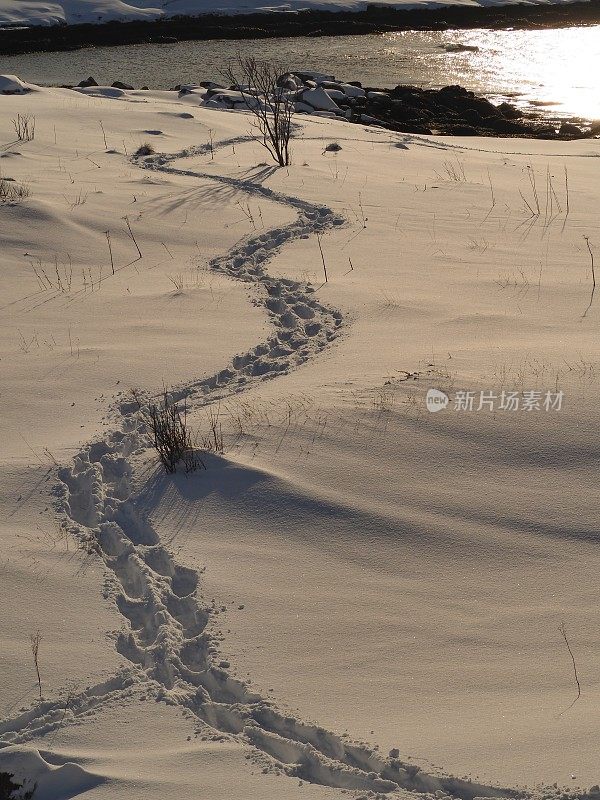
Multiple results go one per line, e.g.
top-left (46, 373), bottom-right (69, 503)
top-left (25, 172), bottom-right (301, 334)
top-left (1, 135), bottom-right (515, 799)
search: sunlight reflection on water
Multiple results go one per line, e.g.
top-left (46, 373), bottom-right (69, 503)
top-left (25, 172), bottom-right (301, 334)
top-left (408, 26), bottom-right (600, 119)
top-left (1, 25), bottom-right (598, 119)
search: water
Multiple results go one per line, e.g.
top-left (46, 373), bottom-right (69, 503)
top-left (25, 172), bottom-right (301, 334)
top-left (1, 25), bottom-right (599, 119)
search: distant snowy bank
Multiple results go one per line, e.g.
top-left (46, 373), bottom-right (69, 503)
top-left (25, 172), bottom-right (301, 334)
top-left (0, 0), bottom-right (594, 29)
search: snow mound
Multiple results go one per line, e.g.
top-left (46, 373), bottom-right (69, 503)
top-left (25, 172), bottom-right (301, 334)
top-left (73, 85), bottom-right (127, 98)
top-left (0, 74), bottom-right (34, 94)
top-left (0, 746), bottom-right (104, 799)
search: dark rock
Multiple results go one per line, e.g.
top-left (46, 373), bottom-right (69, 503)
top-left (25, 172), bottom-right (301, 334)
top-left (462, 108), bottom-right (484, 125)
top-left (479, 116), bottom-right (527, 134)
top-left (438, 84), bottom-right (471, 99)
top-left (442, 124), bottom-right (479, 136)
top-left (338, 81), bottom-right (561, 139)
top-left (395, 122), bottom-right (433, 135)
top-left (77, 76), bottom-right (97, 88)
top-left (112, 80), bottom-right (134, 90)
top-left (435, 88), bottom-right (501, 118)
top-left (388, 100), bottom-right (433, 122)
top-left (536, 126), bottom-right (560, 138)
top-left (366, 93), bottom-right (392, 107)
top-left (497, 101), bottom-right (523, 119)
top-left (559, 121), bottom-right (585, 137)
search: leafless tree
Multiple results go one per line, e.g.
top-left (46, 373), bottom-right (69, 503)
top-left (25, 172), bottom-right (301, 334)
top-left (224, 57), bottom-right (294, 167)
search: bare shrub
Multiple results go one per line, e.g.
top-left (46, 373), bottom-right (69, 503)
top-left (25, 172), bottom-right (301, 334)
top-left (143, 390), bottom-right (201, 474)
top-left (0, 177), bottom-right (30, 203)
top-left (201, 406), bottom-right (224, 454)
top-left (435, 158), bottom-right (466, 182)
top-left (224, 57), bottom-right (293, 167)
top-left (12, 113), bottom-right (35, 142)
top-left (135, 142), bottom-right (155, 157)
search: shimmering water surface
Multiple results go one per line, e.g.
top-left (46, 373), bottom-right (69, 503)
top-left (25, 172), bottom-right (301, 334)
top-left (1, 25), bottom-right (599, 119)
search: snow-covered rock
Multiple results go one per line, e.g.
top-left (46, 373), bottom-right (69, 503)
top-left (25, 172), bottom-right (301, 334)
top-left (277, 72), bottom-right (303, 91)
top-left (73, 85), bottom-right (126, 98)
top-left (323, 88), bottom-right (347, 102)
top-left (299, 86), bottom-right (341, 112)
top-left (178, 83), bottom-right (203, 94)
top-left (339, 83), bottom-right (366, 98)
top-left (294, 71), bottom-right (335, 84)
top-left (0, 74), bottom-right (33, 94)
top-left (205, 89), bottom-right (266, 110)
top-left (442, 42), bottom-right (480, 52)
top-left (0, 746), bottom-right (104, 800)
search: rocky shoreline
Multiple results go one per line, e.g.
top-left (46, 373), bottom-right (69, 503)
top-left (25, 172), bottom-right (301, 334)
top-left (70, 73), bottom-right (598, 140)
top-left (2, 1), bottom-right (600, 57)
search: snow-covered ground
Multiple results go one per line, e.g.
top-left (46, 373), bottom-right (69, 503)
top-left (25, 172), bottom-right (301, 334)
top-left (0, 0), bottom-right (591, 29)
top-left (1, 79), bottom-right (600, 800)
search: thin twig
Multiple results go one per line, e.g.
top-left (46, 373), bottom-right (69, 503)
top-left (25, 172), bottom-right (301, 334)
top-left (124, 216), bottom-right (142, 259)
top-left (317, 231), bottom-right (328, 283)
top-left (105, 230), bottom-right (114, 275)
top-left (558, 621), bottom-right (581, 715)
top-left (30, 630), bottom-right (43, 701)
top-left (581, 236), bottom-right (596, 319)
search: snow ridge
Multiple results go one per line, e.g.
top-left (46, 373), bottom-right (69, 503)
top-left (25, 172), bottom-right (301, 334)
top-left (1, 135), bottom-right (514, 799)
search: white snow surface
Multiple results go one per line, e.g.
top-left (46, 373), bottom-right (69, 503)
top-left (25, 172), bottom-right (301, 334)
top-left (0, 0), bottom-right (591, 28)
top-left (1, 79), bottom-right (600, 800)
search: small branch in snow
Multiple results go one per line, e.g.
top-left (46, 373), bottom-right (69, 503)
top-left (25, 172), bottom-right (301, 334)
top-left (317, 231), bottom-right (328, 284)
top-left (105, 230), bottom-right (114, 275)
top-left (558, 621), bottom-right (581, 715)
top-left (124, 216), bottom-right (142, 260)
top-left (30, 630), bottom-right (43, 701)
top-left (581, 235), bottom-right (596, 319)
